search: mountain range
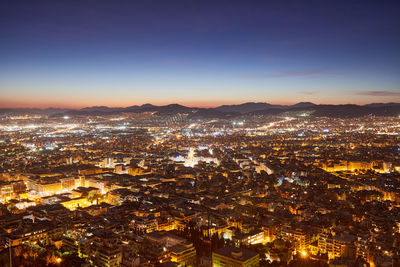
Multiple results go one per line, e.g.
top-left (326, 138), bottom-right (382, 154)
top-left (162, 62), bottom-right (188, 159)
top-left (1, 102), bottom-right (400, 118)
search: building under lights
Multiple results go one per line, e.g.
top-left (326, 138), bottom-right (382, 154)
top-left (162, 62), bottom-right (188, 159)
top-left (212, 246), bottom-right (259, 267)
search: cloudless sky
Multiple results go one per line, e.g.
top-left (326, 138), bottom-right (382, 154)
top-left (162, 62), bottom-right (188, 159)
top-left (1, 0), bottom-right (399, 108)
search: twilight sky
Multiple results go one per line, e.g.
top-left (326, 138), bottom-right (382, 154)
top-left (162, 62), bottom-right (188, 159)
top-left (1, 0), bottom-right (400, 108)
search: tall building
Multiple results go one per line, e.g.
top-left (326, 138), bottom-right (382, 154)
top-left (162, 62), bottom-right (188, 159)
top-left (212, 246), bottom-right (259, 267)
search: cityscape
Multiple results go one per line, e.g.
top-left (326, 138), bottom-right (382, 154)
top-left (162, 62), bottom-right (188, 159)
top-left (1, 1), bottom-right (400, 267)
top-left (0, 104), bottom-right (399, 267)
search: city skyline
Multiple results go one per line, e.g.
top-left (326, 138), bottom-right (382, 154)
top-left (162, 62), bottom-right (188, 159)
top-left (1, 1), bottom-right (400, 108)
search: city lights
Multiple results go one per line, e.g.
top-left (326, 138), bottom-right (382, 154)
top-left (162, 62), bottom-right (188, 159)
top-left (0, 1), bottom-right (399, 266)
top-left (0, 111), bottom-right (398, 266)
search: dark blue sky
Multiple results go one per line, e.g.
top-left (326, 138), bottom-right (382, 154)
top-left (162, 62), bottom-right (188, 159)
top-left (1, 0), bottom-right (399, 108)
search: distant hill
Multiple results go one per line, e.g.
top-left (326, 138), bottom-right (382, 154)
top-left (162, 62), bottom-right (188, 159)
top-left (215, 102), bottom-right (280, 113)
top-left (0, 108), bottom-right (69, 116)
top-left (252, 103), bottom-right (400, 118)
top-left (290, 102), bottom-right (316, 108)
top-left (1, 102), bottom-right (399, 119)
top-left (312, 104), bottom-right (400, 118)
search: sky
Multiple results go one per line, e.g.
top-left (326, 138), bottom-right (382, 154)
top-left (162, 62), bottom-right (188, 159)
top-left (0, 0), bottom-right (400, 108)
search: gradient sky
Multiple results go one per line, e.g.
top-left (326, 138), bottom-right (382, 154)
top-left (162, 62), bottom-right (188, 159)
top-left (1, 0), bottom-right (400, 108)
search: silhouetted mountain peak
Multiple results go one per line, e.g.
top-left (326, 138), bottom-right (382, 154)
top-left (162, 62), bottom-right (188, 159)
top-left (165, 103), bottom-right (185, 108)
top-left (215, 102), bottom-right (275, 113)
top-left (291, 102), bottom-right (316, 108)
top-left (140, 103), bottom-right (155, 108)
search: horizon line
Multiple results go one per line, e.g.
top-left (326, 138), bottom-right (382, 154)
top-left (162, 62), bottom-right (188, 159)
top-left (1, 101), bottom-right (399, 110)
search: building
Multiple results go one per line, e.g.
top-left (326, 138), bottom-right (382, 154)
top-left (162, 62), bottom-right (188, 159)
top-left (319, 233), bottom-right (356, 260)
top-left (232, 229), bottom-right (264, 247)
top-left (212, 246), bottom-right (259, 267)
top-left (169, 243), bottom-right (196, 266)
top-left (93, 246), bottom-right (122, 267)
top-left (146, 231), bottom-right (197, 266)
